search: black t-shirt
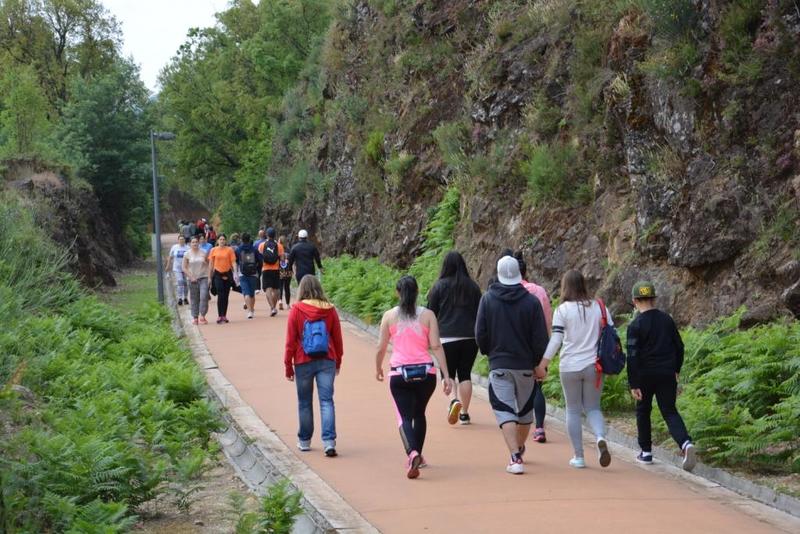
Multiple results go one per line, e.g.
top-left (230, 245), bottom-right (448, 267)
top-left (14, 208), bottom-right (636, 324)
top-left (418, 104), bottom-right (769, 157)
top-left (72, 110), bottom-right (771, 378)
top-left (626, 309), bottom-right (684, 388)
top-left (427, 277), bottom-right (482, 338)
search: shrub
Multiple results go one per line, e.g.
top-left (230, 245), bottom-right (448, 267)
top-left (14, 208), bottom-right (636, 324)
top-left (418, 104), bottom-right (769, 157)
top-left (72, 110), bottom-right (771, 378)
top-left (384, 150), bottom-right (416, 186)
top-left (637, 0), bottom-right (699, 41)
top-left (521, 142), bottom-right (583, 204)
top-left (364, 130), bottom-right (385, 165)
top-left (231, 479), bottom-right (304, 534)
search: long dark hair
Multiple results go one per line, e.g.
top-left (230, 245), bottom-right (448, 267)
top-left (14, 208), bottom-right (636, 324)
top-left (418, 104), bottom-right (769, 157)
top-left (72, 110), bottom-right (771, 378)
top-left (514, 250), bottom-right (527, 280)
top-left (560, 270), bottom-right (592, 320)
top-left (437, 251), bottom-right (474, 305)
top-left (396, 275), bottom-right (419, 319)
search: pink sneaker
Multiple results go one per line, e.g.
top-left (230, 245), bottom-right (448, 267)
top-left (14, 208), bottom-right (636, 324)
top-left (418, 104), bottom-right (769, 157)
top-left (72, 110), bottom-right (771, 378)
top-left (532, 428), bottom-right (546, 443)
top-left (191, 318), bottom-right (199, 325)
top-left (199, 317), bottom-right (208, 325)
top-left (406, 451), bottom-right (422, 479)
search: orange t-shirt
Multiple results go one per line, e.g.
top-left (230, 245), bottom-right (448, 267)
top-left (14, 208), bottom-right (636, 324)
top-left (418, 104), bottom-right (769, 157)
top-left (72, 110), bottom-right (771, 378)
top-left (258, 241), bottom-right (284, 271)
top-left (209, 246), bottom-right (236, 273)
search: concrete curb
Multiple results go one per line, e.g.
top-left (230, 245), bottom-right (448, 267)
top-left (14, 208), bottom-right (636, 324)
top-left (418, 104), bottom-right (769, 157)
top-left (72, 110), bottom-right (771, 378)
top-left (164, 274), bottom-right (378, 534)
top-left (336, 307), bottom-right (800, 522)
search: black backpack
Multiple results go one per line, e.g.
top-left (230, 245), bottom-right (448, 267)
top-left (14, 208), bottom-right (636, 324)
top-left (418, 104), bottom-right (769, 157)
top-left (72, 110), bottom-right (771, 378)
top-left (240, 249), bottom-right (258, 276)
top-left (262, 240), bottom-right (279, 265)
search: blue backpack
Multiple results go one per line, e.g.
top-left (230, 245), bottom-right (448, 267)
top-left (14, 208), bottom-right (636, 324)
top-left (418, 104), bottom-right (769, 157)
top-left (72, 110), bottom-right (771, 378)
top-left (302, 319), bottom-right (329, 358)
top-left (595, 299), bottom-right (626, 381)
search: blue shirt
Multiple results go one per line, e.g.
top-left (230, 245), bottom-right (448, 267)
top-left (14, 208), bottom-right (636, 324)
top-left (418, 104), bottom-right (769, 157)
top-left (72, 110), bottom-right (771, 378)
top-left (201, 243), bottom-right (213, 253)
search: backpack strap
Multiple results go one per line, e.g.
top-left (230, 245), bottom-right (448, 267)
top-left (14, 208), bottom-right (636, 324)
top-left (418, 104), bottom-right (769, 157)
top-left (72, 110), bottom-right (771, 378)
top-left (595, 298), bottom-right (607, 389)
top-left (597, 298), bottom-right (608, 328)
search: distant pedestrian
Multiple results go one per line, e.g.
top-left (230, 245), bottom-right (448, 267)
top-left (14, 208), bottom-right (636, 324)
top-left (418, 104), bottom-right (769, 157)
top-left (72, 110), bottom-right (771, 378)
top-left (199, 233), bottom-right (212, 254)
top-left (180, 220), bottom-right (193, 241)
top-left (236, 233), bottom-right (262, 319)
top-left (375, 276), bottom-right (453, 479)
top-left (254, 228), bottom-right (266, 250)
top-left (207, 234), bottom-right (237, 324)
top-left (627, 281), bottom-right (696, 471)
top-left (165, 235), bottom-right (189, 305)
top-left (284, 275), bottom-right (344, 458)
top-left (476, 256), bottom-right (549, 475)
top-left (515, 251), bottom-right (552, 444)
top-left (206, 225), bottom-right (217, 246)
top-left (288, 229), bottom-right (323, 284)
top-left (182, 236), bottom-right (209, 325)
top-left (427, 251), bottom-right (482, 425)
top-left (258, 227), bottom-right (283, 316)
top-left (278, 235), bottom-right (292, 310)
top-left (536, 270), bottom-right (612, 469)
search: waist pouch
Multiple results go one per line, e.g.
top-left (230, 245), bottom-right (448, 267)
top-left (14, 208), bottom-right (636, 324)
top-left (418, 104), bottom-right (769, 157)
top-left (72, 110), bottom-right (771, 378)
top-left (393, 364), bottom-right (432, 383)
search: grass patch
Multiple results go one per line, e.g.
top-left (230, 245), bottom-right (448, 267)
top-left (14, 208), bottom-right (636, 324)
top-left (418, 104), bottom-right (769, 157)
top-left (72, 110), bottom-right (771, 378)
top-left (101, 271), bottom-right (157, 313)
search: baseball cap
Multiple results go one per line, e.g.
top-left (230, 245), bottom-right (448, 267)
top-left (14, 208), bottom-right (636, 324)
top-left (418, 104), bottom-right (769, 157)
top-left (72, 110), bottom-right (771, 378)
top-left (497, 256), bottom-right (522, 285)
top-left (298, 229), bottom-right (308, 239)
top-left (632, 281), bottom-right (657, 299)
top-left (266, 227), bottom-right (276, 238)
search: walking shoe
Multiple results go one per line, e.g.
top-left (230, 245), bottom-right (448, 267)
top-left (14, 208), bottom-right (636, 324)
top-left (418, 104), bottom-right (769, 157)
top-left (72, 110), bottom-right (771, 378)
top-left (459, 413), bottom-right (471, 425)
top-left (243, 303), bottom-right (247, 310)
top-left (279, 302), bottom-right (284, 310)
top-left (191, 318), bottom-right (199, 325)
top-left (682, 442), bottom-right (697, 472)
top-left (419, 455), bottom-right (427, 468)
top-left (407, 451), bottom-right (422, 479)
top-left (597, 438), bottom-right (611, 468)
top-left (199, 317), bottom-right (208, 325)
top-left (447, 399), bottom-right (462, 425)
top-left (569, 457), bottom-right (586, 469)
top-left (247, 310), bottom-right (254, 319)
top-left (222, 316), bottom-right (230, 323)
top-left (297, 442), bottom-right (311, 452)
top-left (506, 455), bottom-right (524, 475)
top-left (270, 308), bottom-right (278, 317)
top-left (518, 445), bottom-right (526, 462)
top-left (324, 446), bottom-right (337, 457)
top-left (636, 451), bottom-right (653, 464)
top-left (532, 428), bottom-right (546, 443)
top-left (216, 317), bottom-right (223, 324)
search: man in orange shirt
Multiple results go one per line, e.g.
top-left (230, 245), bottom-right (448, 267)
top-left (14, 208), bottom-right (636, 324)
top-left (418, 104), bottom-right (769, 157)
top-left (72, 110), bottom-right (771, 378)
top-left (259, 227), bottom-right (284, 317)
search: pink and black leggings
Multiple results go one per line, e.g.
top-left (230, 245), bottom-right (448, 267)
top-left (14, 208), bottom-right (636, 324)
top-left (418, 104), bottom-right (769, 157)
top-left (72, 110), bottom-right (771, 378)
top-left (389, 374), bottom-right (436, 455)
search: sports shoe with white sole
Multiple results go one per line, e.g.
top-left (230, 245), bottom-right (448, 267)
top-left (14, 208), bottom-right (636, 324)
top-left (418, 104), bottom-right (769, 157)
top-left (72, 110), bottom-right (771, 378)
top-left (636, 452), bottom-right (653, 464)
top-left (447, 399), bottom-right (462, 425)
top-left (682, 442), bottom-right (697, 472)
top-left (407, 451), bottom-right (422, 479)
top-left (569, 457), bottom-right (586, 469)
top-left (297, 442), bottom-right (311, 452)
top-left (597, 438), bottom-right (611, 468)
top-left (506, 457), bottom-right (524, 474)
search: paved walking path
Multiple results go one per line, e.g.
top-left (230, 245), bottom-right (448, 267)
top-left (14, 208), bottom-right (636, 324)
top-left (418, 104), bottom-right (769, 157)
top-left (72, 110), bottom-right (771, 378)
top-left (186, 290), bottom-right (800, 534)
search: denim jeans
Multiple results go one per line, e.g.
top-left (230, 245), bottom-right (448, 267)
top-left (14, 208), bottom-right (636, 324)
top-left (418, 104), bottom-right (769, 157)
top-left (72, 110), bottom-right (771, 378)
top-left (294, 358), bottom-right (336, 448)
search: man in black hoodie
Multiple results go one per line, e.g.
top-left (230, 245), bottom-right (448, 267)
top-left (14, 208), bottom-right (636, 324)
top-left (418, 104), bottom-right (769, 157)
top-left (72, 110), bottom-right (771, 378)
top-left (476, 256), bottom-right (549, 475)
top-left (288, 229), bottom-right (323, 283)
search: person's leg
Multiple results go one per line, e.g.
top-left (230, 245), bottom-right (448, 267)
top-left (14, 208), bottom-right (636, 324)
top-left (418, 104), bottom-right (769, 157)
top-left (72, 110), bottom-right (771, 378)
top-left (636, 376), bottom-right (656, 453)
top-left (198, 277), bottom-right (209, 319)
top-left (411, 375), bottom-right (436, 454)
top-left (189, 280), bottom-right (200, 319)
top-left (294, 362), bottom-right (315, 448)
top-left (442, 342), bottom-right (462, 423)
top-left (489, 370), bottom-right (522, 454)
top-left (501, 422), bottom-right (521, 454)
top-left (653, 375), bottom-right (691, 448)
top-left (513, 370), bottom-right (536, 450)
top-left (218, 279), bottom-right (230, 318)
top-left (283, 278), bottom-right (292, 306)
top-left (213, 275), bottom-right (225, 317)
top-left (315, 359), bottom-right (337, 451)
top-left (560, 370), bottom-right (585, 458)
top-left (176, 271), bottom-right (187, 301)
top-left (267, 287), bottom-right (279, 310)
top-left (389, 376), bottom-right (417, 454)
top-left (581, 364), bottom-right (606, 439)
top-left (534, 385), bottom-right (546, 428)
top-left (457, 339), bottom-right (478, 415)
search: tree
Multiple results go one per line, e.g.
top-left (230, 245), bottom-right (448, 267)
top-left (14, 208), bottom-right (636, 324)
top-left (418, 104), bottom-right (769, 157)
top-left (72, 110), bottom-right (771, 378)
top-left (0, 64), bottom-right (53, 157)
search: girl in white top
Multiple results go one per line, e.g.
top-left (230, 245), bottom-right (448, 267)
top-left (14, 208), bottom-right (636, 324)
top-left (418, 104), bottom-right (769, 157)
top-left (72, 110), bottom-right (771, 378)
top-left (535, 269), bottom-right (612, 469)
top-left (182, 236), bottom-right (209, 325)
top-left (166, 235), bottom-right (190, 304)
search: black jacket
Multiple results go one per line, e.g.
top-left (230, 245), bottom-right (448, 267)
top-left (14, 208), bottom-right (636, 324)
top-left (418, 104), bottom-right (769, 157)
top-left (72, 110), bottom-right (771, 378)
top-left (475, 283), bottom-right (549, 371)
top-left (288, 239), bottom-right (322, 278)
top-left (427, 276), bottom-right (482, 338)
top-left (626, 309), bottom-right (684, 388)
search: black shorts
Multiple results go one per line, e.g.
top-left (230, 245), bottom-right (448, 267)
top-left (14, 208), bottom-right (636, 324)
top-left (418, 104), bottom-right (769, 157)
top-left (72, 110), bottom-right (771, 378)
top-left (261, 270), bottom-right (280, 290)
top-left (443, 339), bottom-right (478, 382)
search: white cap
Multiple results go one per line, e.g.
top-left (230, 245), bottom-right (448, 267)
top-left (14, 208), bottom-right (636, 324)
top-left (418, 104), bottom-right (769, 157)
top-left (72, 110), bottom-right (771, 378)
top-left (298, 229), bottom-right (308, 239)
top-left (497, 256), bottom-right (522, 285)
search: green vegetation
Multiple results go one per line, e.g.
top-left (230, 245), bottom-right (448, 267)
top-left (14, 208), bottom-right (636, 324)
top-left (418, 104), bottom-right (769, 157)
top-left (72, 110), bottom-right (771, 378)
top-left (230, 480), bottom-right (304, 534)
top-left (522, 142), bottom-right (591, 205)
top-left (102, 272), bottom-right (157, 313)
top-left (0, 194), bottom-right (221, 531)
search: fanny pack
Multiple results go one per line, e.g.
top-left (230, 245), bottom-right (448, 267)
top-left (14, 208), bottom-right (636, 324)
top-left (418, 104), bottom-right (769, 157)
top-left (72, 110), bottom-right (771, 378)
top-left (392, 364), bottom-right (432, 383)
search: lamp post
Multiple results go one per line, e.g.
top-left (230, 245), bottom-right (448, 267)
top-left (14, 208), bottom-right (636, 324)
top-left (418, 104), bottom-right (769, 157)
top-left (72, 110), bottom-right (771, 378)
top-left (151, 131), bottom-right (176, 304)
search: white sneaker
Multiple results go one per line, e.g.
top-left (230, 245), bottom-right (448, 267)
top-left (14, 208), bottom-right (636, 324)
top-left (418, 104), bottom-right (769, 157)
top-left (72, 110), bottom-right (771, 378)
top-left (682, 442), bottom-right (696, 472)
top-left (597, 438), bottom-right (611, 468)
top-left (297, 442), bottom-right (311, 452)
top-left (247, 310), bottom-right (254, 319)
top-left (506, 458), bottom-right (524, 474)
top-left (569, 457), bottom-right (586, 469)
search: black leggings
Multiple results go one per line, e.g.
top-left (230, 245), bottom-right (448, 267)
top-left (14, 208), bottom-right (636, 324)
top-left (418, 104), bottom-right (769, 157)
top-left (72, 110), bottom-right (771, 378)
top-left (636, 374), bottom-right (691, 452)
top-left (281, 276), bottom-right (291, 304)
top-left (534, 385), bottom-right (546, 428)
top-left (389, 374), bottom-right (436, 455)
top-left (212, 272), bottom-right (232, 317)
top-left (443, 339), bottom-right (478, 382)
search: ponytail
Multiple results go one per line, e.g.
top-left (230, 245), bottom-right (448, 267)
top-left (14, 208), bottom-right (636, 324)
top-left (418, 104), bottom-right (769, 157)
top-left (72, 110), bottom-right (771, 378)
top-left (396, 275), bottom-right (419, 319)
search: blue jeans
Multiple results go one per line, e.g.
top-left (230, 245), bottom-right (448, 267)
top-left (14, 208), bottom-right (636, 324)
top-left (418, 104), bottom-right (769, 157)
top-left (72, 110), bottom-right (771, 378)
top-left (294, 358), bottom-right (336, 448)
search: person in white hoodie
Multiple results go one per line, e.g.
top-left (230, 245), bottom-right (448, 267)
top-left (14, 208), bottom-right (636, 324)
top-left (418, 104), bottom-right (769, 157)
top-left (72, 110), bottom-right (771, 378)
top-left (535, 269), bottom-right (612, 469)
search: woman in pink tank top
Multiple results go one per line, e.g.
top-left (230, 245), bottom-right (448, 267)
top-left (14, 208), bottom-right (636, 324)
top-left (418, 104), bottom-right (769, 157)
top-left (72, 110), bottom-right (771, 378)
top-left (375, 276), bottom-right (453, 479)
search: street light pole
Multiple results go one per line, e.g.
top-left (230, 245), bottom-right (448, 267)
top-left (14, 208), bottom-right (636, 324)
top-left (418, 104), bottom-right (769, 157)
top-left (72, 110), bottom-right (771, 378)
top-left (151, 131), bottom-right (176, 304)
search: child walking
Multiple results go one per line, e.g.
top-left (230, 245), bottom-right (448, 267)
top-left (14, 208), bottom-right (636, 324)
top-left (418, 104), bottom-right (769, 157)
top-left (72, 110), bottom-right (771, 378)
top-left (627, 281), bottom-right (696, 471)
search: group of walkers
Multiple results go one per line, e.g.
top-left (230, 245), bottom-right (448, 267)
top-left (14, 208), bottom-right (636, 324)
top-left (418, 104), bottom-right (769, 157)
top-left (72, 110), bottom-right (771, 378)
top-left (166, 225), bottom-right (323, 325)
top-left (283, 248), bottom-right (696, 479)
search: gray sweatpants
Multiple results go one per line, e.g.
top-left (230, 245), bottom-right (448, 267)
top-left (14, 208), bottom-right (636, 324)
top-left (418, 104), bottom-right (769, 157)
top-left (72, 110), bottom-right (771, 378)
top-left (560, 363), bottom-right (605, 458)
top-left (189, 277), bottom-right (209, 318)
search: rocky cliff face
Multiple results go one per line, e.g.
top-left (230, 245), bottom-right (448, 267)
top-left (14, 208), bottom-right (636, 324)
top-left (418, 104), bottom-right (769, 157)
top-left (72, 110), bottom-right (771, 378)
top-left (3, 159), bottom-right (129, 286)
top-left (268, 0), bottom-right (800, 325)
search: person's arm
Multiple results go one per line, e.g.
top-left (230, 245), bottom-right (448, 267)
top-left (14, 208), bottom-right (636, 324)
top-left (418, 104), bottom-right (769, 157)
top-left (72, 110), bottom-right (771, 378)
top-left (207, 250), bottom-right (215, 279)
top-left (672, 317), bottom-right (684, 376)
top-left (475, 296), bottom-right (489, 356)
top-left (331, 309), bottom-right (344, 374)
top-left (285, 309), bottom-right (299, 380)
top-left (375, 311), bottom-right (392, 381)
top-left (182, 255), bottom-right (192, 282)
top-left (314, 246), bottom-right (323, 271)
top-left (427, 282), bottom-right (440, 316)
top-left (425, 310), bottom-right (453, 395)
top-left (529, 298), bottom-right (549, 368)
top-left (165, 248), bottom-right (173, 272)
top-left (538, 307), bottom-right (564, 372)
top-left (627, 319), bottom-right (642, 395)
top-left (541, 289), bottom-right (553, 336)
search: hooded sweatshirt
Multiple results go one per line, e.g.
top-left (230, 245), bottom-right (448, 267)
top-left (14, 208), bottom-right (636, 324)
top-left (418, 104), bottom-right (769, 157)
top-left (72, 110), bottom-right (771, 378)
top-left (284, 299), bottom-right (344, 378)
top-left (475, 283), bottom-right (549, 371)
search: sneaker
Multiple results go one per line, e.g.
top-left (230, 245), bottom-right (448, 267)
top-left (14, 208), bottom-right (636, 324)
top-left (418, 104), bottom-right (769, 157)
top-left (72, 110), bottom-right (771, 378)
top-left (199, 317), bottom-right (208, 325)
top-left (247, 310), bottom-right (254, 319)
top-left (223, 317), bottom-right (230, 323)
top-left (506, 456), bottom-right (524, 475)
top-left (407, 451), bottom-right (422, 479)
top-left (177, 298), bottom-right (182, 305)
top-left (216, 317), bottom-right (223, 324)
top-left (636, 451), bottom-right (653, 464)
top-left (532, 428), bottom-right (546, 443)
top-left (458, 413), bottom-right (471, 425)
top-left (518, 445), bottom-right (526, 462)
top-left (447, 399), bottom-right (462, 425)
top-left (597, 438), bottom-right (611, 468)
top-left (324, 446), bottom-right (337, 457)
top-left (297, 442), bottom-right (311, 452)
top-left (682, 442), bottom-right (697, 472)
top-left (279, 302), bottom-right (284, 310)
top-left (569, 457), bottom-right (586, 469)
top-left (270, 308), bottom-right (278, 317)
top-left (418, 455), bottom-right (427, 468)
top-left (191, 318), bottom-right (199, 325)
top-left (243, 303), bottom-right (247, 310)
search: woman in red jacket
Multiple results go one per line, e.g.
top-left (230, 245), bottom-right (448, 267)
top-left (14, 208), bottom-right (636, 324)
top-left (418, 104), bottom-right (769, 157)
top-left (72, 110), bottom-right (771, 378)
top-left (285, 274), bottom-right (344, 457)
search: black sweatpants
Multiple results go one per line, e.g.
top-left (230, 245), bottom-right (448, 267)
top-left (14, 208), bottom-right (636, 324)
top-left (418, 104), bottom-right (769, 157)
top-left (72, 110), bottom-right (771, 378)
top-left (443, 339), bottom-right (478, 382)
top-left (212, 272), bottom-right (232, 317)
top-left (281, 276), bottom-right (291, 305)
top-left (636, 374), bottom-right (691, 452)
top-left (389, 374), bottom-right (436, 455)
top-left (534, 385), bottom-right (546, 428)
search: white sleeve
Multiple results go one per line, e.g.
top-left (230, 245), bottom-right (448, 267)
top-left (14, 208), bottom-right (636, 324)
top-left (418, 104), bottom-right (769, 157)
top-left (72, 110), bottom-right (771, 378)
top-left (543, 306), bottom-right (565, 360)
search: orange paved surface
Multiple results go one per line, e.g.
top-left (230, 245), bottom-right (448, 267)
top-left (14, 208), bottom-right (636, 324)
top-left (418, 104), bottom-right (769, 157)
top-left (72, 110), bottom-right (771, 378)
top-left (197, 297), bottom-right (783, 533)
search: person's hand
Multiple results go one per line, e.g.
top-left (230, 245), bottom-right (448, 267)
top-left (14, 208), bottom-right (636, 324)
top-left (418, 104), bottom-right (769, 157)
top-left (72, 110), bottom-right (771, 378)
top-left (376, 368), bottom-right (384, 381)
top-left (534, 365), bottom-right (548, 380)
top-left (286, 375), bottom-right (294, 382)
top-left (335, 367), bottom-right (340, 376)
top-left (630, 388), bottom-right (642, 401)
top-left (676, 374), bottom-right (683, 396)
top-left (442, 377), bottom-right (453, 395)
